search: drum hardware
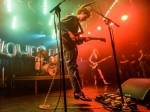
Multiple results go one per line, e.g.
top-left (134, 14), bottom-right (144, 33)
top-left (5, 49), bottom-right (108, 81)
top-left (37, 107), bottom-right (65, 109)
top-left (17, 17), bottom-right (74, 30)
top-left (35, 56), bottom-right (44, 75)
top-left (42, 63), bottom-right (59, 76)
top-left (35, 45), bottom-right (48, 76)
top-left (47, 64), bottom-right (57, 76)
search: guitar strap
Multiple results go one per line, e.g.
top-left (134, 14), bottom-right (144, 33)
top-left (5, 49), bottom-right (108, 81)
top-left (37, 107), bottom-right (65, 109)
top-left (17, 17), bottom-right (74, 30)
top-left (75, 16), bottom-right (84, 34)
top-left (72, 16), bottom-right (85, 45)
top-left (78, 22), bottom-right (84, 34)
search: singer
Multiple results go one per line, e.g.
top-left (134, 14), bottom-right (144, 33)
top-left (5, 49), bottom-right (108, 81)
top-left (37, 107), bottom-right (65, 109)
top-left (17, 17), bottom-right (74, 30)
top-left (57, 6), bottom-right (92, 101)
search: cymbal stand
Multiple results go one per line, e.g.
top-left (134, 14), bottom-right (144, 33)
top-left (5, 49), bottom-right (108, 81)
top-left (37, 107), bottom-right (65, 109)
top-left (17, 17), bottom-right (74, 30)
top-left (36, 42), bottom-right (44, 76)
top-left (39, 43), bottom-right (42, 76)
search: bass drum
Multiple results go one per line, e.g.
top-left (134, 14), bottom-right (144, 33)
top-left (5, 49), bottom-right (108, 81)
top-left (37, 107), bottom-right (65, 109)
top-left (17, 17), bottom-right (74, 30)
top-left (42, 63), bottom-right (59, 76)
top-left (42, 63), bottom-right (49, 75)
top-left (47, 64), bottom-right (58, 76)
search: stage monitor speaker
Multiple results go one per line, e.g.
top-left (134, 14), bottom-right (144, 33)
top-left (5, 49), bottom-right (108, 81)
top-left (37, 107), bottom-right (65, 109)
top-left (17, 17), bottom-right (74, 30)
top-left (116, 78), bottom-right (150, 102)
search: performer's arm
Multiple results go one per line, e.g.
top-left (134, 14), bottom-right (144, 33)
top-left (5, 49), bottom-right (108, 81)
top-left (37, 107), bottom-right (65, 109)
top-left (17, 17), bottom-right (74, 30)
top-left (138, 54), bottom-right (143, 61)
top-left (57, 15), bottom-right (90, 44)
top-left (89, 54), bottom-right (94, 65)
top-left (120, 59), bottom-right (129, 63)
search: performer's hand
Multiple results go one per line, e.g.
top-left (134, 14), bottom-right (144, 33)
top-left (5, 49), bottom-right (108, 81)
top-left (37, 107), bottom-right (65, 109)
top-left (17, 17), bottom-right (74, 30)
top-left (85, 37), bottom-right (90, 42)
top-left (68, 31), bottom-right (75, 41)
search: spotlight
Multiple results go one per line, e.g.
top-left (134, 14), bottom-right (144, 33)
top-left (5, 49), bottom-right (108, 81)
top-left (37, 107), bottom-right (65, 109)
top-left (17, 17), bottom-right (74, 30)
top-left (97, 26), bottom-right (101, 30)
top-left (88, 31), bottom-right (91, 34)
top-left (121, 15), bottom-right (128, 21)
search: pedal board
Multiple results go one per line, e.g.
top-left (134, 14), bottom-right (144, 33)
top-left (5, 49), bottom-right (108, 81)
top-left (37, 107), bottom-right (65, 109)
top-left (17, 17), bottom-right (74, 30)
top-left (95, 93), bottom-right (139, 111)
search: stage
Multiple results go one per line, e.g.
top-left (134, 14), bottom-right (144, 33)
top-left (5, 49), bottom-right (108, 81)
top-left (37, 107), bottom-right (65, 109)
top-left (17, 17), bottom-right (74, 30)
top-left (0, 81), bottom-right (149, 112)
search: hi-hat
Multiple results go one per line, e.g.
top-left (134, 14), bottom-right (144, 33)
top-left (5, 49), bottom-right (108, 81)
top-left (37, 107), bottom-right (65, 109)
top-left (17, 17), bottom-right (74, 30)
top-left (36, 50), bottom-right (48, 57)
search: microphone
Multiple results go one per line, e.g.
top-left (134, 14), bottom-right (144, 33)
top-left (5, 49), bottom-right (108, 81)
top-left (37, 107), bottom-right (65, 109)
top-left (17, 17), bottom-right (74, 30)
top-left (81, 2), bottom-right (95, 8)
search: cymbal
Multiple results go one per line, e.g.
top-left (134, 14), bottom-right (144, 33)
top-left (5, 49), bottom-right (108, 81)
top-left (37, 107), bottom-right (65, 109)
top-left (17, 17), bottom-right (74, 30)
top-left (51, 53), bottom-right (59, 56)
top-left (36, 50), bottom-right (48, 57)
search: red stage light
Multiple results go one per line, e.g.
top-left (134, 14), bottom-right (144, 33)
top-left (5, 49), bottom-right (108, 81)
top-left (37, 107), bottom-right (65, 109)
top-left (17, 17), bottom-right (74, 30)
top-left (110, 23), bottom-right (113, 26)
top-left (121, 15), bottom-right (128, 21)
top-left (88, 32), bottom-right (91, 34)
top-left (97, 26), bottom-right (101, 30)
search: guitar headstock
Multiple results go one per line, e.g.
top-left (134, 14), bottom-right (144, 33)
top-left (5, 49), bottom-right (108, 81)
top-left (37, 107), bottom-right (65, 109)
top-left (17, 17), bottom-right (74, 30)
top-left (99, 38), bottom-right (106, 42)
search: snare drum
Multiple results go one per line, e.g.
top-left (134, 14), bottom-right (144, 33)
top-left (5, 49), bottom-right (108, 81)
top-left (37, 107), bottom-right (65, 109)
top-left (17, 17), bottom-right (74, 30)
top-left (42, 63), bottom-right (58, 76)
top-left (42, 63), bottom-right (49, 74)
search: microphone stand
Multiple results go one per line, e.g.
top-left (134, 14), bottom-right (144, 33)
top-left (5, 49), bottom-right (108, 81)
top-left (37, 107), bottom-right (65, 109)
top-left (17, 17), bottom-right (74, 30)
top-left (90, 7), bottom-right (124, 105)
top-left (39, 42), bottom-right (43, 76)
top-left (50, 0), bottom-right (67, 112)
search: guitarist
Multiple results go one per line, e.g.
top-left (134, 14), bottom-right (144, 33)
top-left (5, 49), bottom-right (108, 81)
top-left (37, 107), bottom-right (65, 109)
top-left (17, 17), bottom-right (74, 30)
top-left (57, 6), bottom-right (92, 101)
top-left (89, 49), bottom-right (109, 85)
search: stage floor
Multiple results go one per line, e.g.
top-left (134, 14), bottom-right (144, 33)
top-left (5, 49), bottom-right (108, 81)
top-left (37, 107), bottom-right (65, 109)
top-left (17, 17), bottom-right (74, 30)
top-left (0, 82), bottom-right (149, 112)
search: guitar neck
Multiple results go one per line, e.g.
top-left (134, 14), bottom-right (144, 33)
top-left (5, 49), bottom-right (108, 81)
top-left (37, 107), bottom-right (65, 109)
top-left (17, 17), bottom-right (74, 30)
top-left (90, 37), bottom-right (103, 40)
top-left (97, 56), bottom-right (112, 64)
top-left (82, 37), bottom-right (106, 42)
top-left (82, 37), bottom-right (103, 40)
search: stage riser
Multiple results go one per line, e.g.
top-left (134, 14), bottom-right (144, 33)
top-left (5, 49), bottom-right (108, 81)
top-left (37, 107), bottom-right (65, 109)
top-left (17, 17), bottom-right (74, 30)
top-left (14, 79), bottom-right (72, 92)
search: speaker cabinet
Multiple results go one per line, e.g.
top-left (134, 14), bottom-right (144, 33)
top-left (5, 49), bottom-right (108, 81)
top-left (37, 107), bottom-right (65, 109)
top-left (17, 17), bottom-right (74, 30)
top-left (116, 78), bottom-right (150, 102)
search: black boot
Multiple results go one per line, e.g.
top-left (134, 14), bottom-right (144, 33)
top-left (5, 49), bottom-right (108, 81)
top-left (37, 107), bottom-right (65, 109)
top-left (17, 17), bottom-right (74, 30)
top-left (74, 92), bottom-right (92, 101)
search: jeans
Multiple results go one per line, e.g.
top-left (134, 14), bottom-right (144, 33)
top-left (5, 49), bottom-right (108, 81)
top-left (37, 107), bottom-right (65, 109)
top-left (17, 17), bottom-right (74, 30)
top-left (63, 45), bottom-right (82, 93)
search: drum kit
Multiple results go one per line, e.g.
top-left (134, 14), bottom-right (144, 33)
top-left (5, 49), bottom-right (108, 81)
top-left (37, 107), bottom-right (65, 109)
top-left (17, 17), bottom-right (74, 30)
top-left (35, 50), bottom-right (59, 76)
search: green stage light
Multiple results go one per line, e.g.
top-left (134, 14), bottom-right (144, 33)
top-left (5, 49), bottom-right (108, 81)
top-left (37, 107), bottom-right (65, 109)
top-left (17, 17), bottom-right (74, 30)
top-left (49, 15), bottom-right (54, 26)
top-left (52, 29), bottom-right (56, 39)
top-left (43, 0), bottom-right (47, 14)
top-left (6, 0), bottom-right (12, 12)
top-left (12, 16), bottom-right (16, 29)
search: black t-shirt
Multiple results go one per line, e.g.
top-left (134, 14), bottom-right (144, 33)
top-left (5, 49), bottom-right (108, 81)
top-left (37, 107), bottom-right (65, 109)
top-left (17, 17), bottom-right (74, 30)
top-left (57, 15), bottom-right (83, 50)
